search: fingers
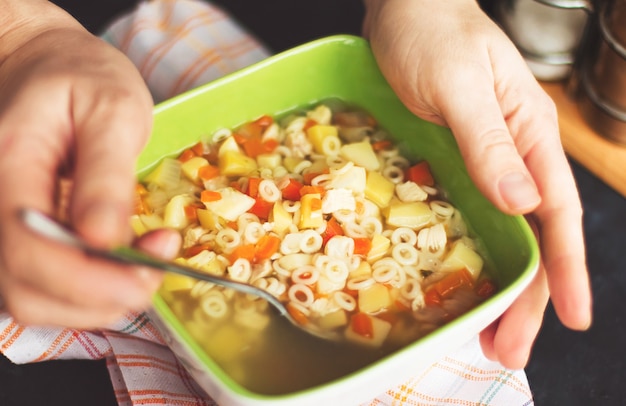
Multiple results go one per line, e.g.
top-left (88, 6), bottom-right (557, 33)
top-left (442, 43), bottom-right (592, 331)
top-left (508, 93), bottom-right (592, 330)
top-left (532, 188), bottom-right (591, 329)
top-left (68, 41), bottom-right (154, 248)
top-left (480, 262), bottom-right (550, 370)
top-left (0, 223), bottom-right (181, 328)
top-left (133, 228), bottom-right (182, 260)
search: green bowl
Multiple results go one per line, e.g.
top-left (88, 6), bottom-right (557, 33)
top-left (143, 35), bottom-right (539, 406)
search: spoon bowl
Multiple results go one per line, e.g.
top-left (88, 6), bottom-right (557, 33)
top-left (18, 208), bottom-right (341, 342)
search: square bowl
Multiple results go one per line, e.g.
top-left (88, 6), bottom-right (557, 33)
top-left (140, 35), bottom-right (539, 406)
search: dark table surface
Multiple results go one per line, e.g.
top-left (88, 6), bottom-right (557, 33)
top-left (2, 1), bottom-right (626, 405)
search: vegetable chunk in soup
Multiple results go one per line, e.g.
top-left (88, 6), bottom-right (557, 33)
top-left (133, 103), bottom-right (497, 393)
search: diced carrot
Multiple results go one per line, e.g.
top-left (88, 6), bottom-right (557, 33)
top-left (394, 299), bottom-right (411, 312)
top-left (191, 141), bottom-right (205, 156)
top-left (353, 238), bottom-right (372, 256)
top-left (342, 286), bottom-right (359, 298)
top-left (287, 303), bottom-right (309, 326)
top-left (302, 170), bottom-right (328, 185)
top-left (183, 243), bottom-right (212, 258)
top-left (254, 235), bottom-right (280, 261)
top-left (405, 161), bottom-right (435, 186)
top-left (475, 278), bottom-right (497, 299)
top-left (302, 118), bottom-right (318, 131)
top-left (233, 132), bottom-right (248, 145)
top-left (254, 114), bottom-right (273, 128)
top-left (227, 220), bottom-right (239, 231)
top-left (280, 178), bottom-right (303, 201)
top-left (133, 184), bottom-right (149, 215)
top-left (261, 138), bottom-right (279, 153)
top-left (247, 177), bottom-right (261, 198)
top-left (371, 140), bottom-right (392, 151)
top-left (299, 185), bottom-right (325, 197)
top-left (198, 164), bottom-right (220, 181)
top-left (230, 180), bottom-right (243, 192)
top-left (184, 204), bottom-right (198, 221)
top-left (321, 217), bottom-right (344, 246)
top-left (248, 197), bottom-right (273, 220)
top-left (237, 121), bottom-right (264, 139)
top-left (376, 311), bottom-right (398, 325)
top-left (434, 269), bottom-right (474, 299)
top-left (200, 190), bottom-right (222, 202)
top-left (177, 148), bottom-right (196, 163)
top-left (136, 183), bottom-right (148, 195)
top-left (424, 288), bottom-right (442, 306)
top-left (229, 243), bottom-right (256, 262)
top-left (310, 198), bottom-right (322, 211)
top-left (350, 312), bottom-right (374, 338)
top-left (242, 137), bottom-right (266, 158)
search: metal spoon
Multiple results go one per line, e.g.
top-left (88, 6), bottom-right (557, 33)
top-left (18, 208), bottom-right (340, 342)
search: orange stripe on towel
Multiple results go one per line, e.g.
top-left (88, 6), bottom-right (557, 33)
top-left (33, 329), bottom-right (75, 362)
top-left (169, 37), bottom-right (260, 97)
top-left (118, 2), bottom-right (177, 53)
top-left (0, 323), bottom-right (25, 351)
top-left (139, 9), bottom-right (225, 81)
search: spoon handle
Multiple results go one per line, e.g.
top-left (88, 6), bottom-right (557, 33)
top-left (18, 208), bottom-right (287, 316)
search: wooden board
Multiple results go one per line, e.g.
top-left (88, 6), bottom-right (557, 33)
top-left (540, 81), bottom-right (626, 198)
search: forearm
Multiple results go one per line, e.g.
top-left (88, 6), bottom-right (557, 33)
top-left (0, 0), bottom-right (85, 64)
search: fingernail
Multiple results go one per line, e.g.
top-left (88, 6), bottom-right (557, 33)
top-left (498, 172), bottom-right (541, 212)
top-left (161, 232), bottom-right (182, 259)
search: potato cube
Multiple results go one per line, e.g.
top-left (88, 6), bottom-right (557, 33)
top-left (318, 309), bottom-right (349, 330)
top-left (298, 193), bottom-right (324, 229)
top-left (218, 151), bottom-right (258, 177)
top-left (365, 171), bottom-right (395, 208)
top-left (269, 201), bottom-right (293, 237)
top-left (327, 165), bottom-right (367, 194)
top-left (358, 283), bottom-right (392, 313)
top-left (163, 194), bottom-right (195, 229)
top-left (160, 272), bottom-right (196, 293)
top-left (217, 135), bottom-right (241, 157)
top-left (203, 187), bottom-right (255, 221)
top-left (306, 124), bottom-right (340, 155)
top-left (130, 214), bottom-right (148, 236)
top-left (349, 260), bottom-right (372, 279)
top-left (256, 153), bottom-right (282, 169)
top-left (196, 208), bottom-right (220, 231)
top-left (383, 201), bottom-right (432, 229)
top-left (440, 240), bottom-right (484, 279)
top-left (344, 314), bottom-right (392, 348)
top-left (181, 156), bottom-right (210, 183)
top-left (366, 234), bottom-right (390, 262)
top-left (340, 140), bottom-right (380, 171)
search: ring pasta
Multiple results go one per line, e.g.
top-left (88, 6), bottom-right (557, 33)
top-left (135, 104), bottom-right (497, 352)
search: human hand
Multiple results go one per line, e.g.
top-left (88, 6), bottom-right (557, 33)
top-left (363, 0), bottom-right (592, 369)
top-left (0, 0), bottom-right (176, 329)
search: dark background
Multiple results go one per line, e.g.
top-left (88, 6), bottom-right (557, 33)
top-left (1, 1), bottom-right (625, 405)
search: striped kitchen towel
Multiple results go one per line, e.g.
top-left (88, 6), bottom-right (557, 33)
top-left (0, 1), bottom-right (534, 405)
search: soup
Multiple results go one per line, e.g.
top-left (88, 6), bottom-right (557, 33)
top-left (133, 103), bottom-right (497, 394)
